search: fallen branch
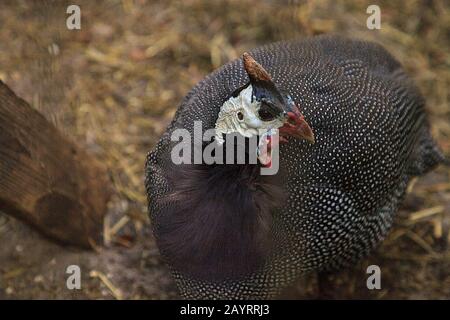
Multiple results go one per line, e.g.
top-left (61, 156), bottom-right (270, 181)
top-left (0, 80), bottom-right (111, 249)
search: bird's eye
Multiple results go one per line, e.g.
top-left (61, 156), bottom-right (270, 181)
top-left (237, 111), bottom-right (244, 121)
top-left (258, 107), bottom-right (274, 121)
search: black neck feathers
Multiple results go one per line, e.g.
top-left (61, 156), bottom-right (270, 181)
top-left (155, 160), bottom-right (285, 282)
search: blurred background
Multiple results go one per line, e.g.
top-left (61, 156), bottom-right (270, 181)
top-left (0, 0), bottom-right (448, 299)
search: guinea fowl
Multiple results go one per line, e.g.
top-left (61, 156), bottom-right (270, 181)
top-left (145, 35), bottom-right (446, 299)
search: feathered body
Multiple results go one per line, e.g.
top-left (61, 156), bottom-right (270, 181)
top-left (145, 35), bottom-right (444, 299)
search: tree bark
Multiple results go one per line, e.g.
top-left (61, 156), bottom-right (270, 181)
top-left (0, 80), bottom-right (110, 249)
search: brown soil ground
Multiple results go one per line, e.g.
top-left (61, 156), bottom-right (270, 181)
top-left (0, 0), bottom-right (449, 299)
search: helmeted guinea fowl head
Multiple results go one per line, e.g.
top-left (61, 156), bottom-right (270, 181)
top-left (215, 52), bottom-right (315, 149)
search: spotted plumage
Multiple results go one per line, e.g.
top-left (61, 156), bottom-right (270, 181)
top-left (145, 35), bottom-right (445, 299)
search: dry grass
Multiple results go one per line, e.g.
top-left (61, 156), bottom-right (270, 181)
top-left (0, 0), bottom-right (448, 299)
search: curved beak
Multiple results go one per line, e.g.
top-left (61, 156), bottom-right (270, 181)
top-left (279, 104), bottom-right (315, 144)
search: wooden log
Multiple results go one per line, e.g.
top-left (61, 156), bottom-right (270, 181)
top-left (0, 80), bottom-right (110, 249)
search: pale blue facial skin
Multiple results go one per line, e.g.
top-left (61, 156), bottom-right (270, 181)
top-left (214, 84), bottom-right (286, 145)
